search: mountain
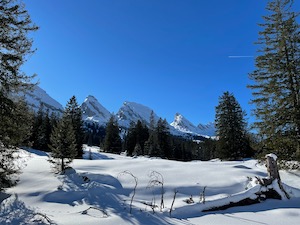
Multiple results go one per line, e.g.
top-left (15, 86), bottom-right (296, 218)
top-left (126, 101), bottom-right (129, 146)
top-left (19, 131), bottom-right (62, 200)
top-left (170, 113), bottom-right (216, 137)
top-left (81, 95), bottom-right (111, 126)
top-left (170, 113), bottom-right (201, 135)
top-left (198, 122), bottom-right (216, 137)
top-left (19, 86), bottom-right (215, 138)
top-left (117, 101), bottom-right (160, 128)
top-left (16, 86), bottom-right (64, 115)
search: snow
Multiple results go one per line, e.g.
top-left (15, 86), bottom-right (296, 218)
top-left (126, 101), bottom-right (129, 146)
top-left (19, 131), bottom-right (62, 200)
top-left (117, 101), bottom-right (161, 128)
top-left (18, 85), bottom-right (216, 138)
top-left (266, 153), bottom-right (278, 161)
top-left (170, 113), bottom-right (216, 137)
top-left (16, 86), bottom-right (64, 115)
top-left (1, 147), bottom-right (300, 225)
top-left (81, 95), bottom-right (111, 126)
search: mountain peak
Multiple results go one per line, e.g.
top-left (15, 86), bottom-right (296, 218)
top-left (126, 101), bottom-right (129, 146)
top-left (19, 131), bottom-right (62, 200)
top-left (171, 113), bottom-right (199, 135)
top-left (81, 95), bottom-right (111, 125)
top-left (117, 101), bottom-right (159, 128)
top-left (84, 95), bottom-right (97, 102)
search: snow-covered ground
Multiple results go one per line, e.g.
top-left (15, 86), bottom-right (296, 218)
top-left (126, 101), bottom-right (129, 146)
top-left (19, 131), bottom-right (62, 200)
top-left (1, 146), bottom-right (300, 225)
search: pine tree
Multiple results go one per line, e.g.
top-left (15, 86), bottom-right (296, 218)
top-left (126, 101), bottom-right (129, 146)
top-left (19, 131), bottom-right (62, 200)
top-left (248, 0), bottom-right (300, 159)
top-left (65, 96), bottom-right (84, 158)
top-left (0, 96), bottom-right (33, 188)
top-left (144, 111), bottom-right (159, 156)
top-left (215, 92), bottom-right (250, 160)
top-left (156, 118), bottom-right (172, 158)
top-left (104, 116), bottom-right (122, 153)
top-left (125, 122), bottom-right (137, 155)
top-left (0, 0), bottom-right (38, 94)
top-left (30, 105), bottom-right (52, 151)
top-left (0, 0), bottom-right (38, 189)
top-left (49, 116), bottom-right (77, 172)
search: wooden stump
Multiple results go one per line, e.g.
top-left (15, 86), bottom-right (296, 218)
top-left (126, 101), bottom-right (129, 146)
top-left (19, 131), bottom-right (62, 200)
top-left (266, 154), bottom-right (280, 181)
top-left (265, 154), bottom-right (290, 199)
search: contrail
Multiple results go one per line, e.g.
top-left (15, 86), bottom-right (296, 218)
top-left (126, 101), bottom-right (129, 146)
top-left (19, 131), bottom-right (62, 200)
top-left (228, 55), bottom-right (254, 58)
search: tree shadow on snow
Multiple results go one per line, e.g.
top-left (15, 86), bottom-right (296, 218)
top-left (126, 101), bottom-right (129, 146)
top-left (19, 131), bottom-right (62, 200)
top-left (25, 148), bottom-right (49, 157)
top-left (83, 150), bottom-right (115, 160)
top-left (0, 194), bottom-right (54, 225)
top-left (43, 169), bottom-right (173, 225)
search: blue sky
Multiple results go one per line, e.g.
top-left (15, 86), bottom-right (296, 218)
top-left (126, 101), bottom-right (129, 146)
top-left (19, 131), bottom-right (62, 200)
top-left (21, 0), bottom-right (299, 125)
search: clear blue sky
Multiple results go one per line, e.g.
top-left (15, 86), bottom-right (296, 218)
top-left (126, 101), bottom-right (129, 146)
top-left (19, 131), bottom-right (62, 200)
top-left (21, 0), bottom-right (300, 125)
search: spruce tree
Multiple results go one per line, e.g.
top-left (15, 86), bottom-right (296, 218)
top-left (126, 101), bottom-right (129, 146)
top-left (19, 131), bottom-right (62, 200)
top-left (156, 118), bottom-right (172, 158)
top-left (248, 0), bottom-right (300, 159)
top-left (0, 96), bottom-right (33, 188)
top-left (215, 92), bottom-right (250, 160)
top-left (144, 111), bottom-right (159, 156)
top-left (0, 0), bottom-right (38, 189)
top-left (0, 0), bottom-right (38, 94)
top-left (104, 116), bottom-right (122, 153)
top-left (65, 96), bottom-right (84, 158)
top-left (49, 116), bottom-right (77, 172)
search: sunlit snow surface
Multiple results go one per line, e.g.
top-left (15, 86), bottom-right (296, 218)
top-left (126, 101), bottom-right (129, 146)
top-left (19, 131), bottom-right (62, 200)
top-left (1, 146), bottom-right (300, 225)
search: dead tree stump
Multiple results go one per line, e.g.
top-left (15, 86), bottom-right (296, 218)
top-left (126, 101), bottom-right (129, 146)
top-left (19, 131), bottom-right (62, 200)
top-left (265, 154), bottom-right (290, 199)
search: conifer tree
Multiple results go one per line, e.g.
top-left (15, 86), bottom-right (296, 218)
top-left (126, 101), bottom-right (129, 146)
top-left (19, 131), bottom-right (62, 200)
top-left (248, 0), bottom-right (300, 159)
top-left (0, 0), bottom-right (38, 94)
top-left (65, 96), bottom-right (84, 158)
top-left (30, 105), bottom-right (52, 151)
top-left (144, 111), bottom-right (159, 156)
top-left (0, 96), bottom-right (33, 188)
top-left (0, 0), bottom-right (38, 189)
top-left (156, 118), bottom-right (172, 158)
top-left (215, 92), bottom-right (250, 159)
top-left (49, 115), bottom-right (77, 172)
top-left (104, 115), bottom-right (122, 153)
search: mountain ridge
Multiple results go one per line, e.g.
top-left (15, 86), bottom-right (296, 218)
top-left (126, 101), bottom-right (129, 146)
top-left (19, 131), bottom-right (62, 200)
top-left (22, 86), bottom-right (216, 137)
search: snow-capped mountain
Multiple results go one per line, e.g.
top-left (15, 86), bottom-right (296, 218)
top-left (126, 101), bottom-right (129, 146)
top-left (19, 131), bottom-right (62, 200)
top-left (18, 85), bottom-right (215, 138)
top-left (17, 86), bottom-right (64, 115)
top-left (170, 113), bottom-right (201, 135)
top-left (81, 95), bottom-right (111, 126)
top-left (198, 122), bottom-right (216, 137)
top-left (117, 101), bottom-right (160, 128)
top-left (170, 113), bottom-right (216, 137)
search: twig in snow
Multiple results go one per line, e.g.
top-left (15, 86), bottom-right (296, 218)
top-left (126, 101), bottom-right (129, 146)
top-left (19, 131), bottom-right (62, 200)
top-left (81, 206), bottom-right (108, 217)
top-left (169, 189), bottom-right (178, 217)
top-left (119, 170), bottom-right (138, 214)
top-left (147, 171), bottom-right (165, 212)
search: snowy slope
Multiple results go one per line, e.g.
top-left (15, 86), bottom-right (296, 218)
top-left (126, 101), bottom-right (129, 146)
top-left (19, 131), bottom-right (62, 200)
top-left (117, 101), bottom-right (160, 128)
top-left (170, 113), bottom-right (216, 137)
top-left (81, 95), bottom-right (111, 126)
top-left (17, 85), bottom-right (64, 115)
top-left (171, 113), bottom-right (203, 135)
top-left (198, 122), bottom-right (216, 137)
top-left (2, 147), bottom-right (300, 225)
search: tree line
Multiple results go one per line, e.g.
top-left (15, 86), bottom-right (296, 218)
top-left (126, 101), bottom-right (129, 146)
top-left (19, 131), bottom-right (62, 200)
top-left (1, 0), bottom-right (300, 190)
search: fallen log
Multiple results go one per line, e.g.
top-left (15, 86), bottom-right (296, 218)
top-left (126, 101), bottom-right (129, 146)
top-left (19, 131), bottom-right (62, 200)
top-left (202, 153), bottom-right (290, 212)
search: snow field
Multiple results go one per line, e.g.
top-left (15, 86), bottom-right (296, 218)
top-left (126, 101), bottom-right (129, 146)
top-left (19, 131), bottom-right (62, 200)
top-left (1, 146), bottom-right (300, 225)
